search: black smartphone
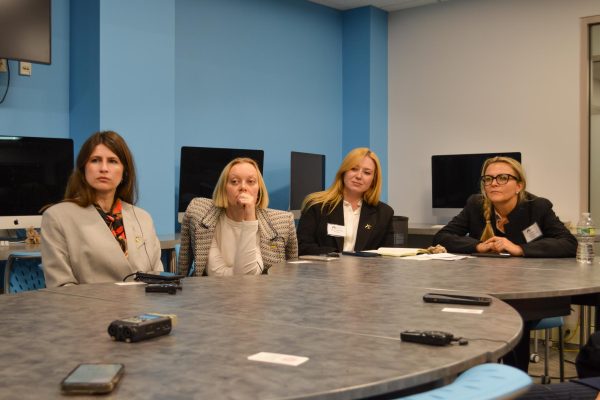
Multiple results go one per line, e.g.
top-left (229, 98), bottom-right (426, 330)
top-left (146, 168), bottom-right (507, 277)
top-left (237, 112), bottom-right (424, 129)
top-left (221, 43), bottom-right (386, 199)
top-left (341, 251), bottom-right (381, 257)
top-left (61, 363), bottom-right (124, 394)
top-left (423, 293), bottom-right (492, 306)
top-left (470, 252), bottom-right (511, 258)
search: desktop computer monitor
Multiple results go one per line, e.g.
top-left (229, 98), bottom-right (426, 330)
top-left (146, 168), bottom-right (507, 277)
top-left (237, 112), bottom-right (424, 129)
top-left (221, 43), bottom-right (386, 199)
top-left (289, 151), bottom-right (325, 219)
top-left (0, 135), bottom-right (74, 230)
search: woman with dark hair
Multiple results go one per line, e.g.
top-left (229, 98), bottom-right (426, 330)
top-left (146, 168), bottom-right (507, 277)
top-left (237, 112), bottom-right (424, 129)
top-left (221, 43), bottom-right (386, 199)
top-left (297, 147), bottom-right (394, 255)
top-left (41, 131), bottom-right (163, 287)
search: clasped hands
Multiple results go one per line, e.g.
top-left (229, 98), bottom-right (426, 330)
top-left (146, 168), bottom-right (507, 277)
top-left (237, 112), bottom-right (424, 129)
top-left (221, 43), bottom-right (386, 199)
top-left (476, 236), bottom-right (524, 256)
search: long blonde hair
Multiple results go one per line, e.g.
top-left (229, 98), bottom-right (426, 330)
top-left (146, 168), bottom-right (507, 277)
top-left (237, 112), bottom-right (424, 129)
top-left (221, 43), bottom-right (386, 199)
top-left (302, 148), bottom-right (382, 214)
top-left (212, 157), bottom-right (269, 209)
top-left (479, 156), bottom-right (527, 241)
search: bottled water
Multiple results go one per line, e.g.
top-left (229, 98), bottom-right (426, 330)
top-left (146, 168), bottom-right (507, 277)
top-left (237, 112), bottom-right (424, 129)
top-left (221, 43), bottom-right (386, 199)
top-left (576, 212), bottom-right (595, 264)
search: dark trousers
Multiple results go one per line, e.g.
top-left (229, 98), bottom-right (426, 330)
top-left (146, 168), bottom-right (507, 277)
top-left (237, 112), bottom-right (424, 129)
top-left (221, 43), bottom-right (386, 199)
top-left (503, 324), bottom-right (532, 372)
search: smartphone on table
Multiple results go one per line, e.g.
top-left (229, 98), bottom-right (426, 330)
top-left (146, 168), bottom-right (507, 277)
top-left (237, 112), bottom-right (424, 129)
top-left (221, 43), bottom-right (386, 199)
top-left (61, 363), bottom-right (124, 394)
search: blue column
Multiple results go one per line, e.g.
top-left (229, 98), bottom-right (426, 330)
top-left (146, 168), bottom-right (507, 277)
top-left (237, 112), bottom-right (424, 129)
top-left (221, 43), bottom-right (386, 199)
top-left (342, 6), bottom-right (388, 201)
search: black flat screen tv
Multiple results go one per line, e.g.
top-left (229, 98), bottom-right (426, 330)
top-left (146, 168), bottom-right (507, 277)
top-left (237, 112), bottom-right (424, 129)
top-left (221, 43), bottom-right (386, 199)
top-left (0, 0), bottom-right (52, 64)
top-left (178, 147), bottom-right (264, 216)
top-left (0, 135), bottom-right (73, 229)
top-left (431, 152), bottom-right (521, 209)
top-left (290, 151), bottom-right (325, 215)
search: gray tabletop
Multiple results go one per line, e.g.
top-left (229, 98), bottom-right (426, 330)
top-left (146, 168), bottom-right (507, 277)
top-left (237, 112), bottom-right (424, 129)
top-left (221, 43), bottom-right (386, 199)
top-left (2, 273), bottom-right (521, 400)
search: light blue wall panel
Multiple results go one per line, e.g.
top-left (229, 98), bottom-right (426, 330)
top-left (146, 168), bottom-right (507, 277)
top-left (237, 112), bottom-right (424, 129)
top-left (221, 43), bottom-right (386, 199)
top-left (342, 6), bottom-right (388, 201)
top-left (99, 0), bottom-right (176, 234)
top-left (174, 0), bottom-right (343, 211)
top-left (0, 0), bottom-right (70, 138)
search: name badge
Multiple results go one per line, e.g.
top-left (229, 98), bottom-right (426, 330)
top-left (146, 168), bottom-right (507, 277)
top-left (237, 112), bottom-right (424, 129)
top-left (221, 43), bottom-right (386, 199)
top-left (523, 222), bottom-right (543, 243)
top-left (327, 223), bottom-right (346, 237)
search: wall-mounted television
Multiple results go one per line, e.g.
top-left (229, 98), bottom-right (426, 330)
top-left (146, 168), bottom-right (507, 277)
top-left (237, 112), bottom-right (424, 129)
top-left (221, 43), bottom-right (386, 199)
top-left (290, 151), bottom-right (325, 218)
top-left (0, 135), bottom-right (73, 230)
top-left (431, 152), bottom-right (522, 218)
top-left (0, 0), bottom-right (52, 64)
top-left (178, 146), bottom-right (264, 222)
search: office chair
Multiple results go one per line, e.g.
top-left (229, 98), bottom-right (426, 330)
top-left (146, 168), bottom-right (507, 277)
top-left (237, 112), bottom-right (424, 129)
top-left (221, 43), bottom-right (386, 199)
top-left (529, 317), bottom-right (565, 384)
top-left (392, 216), bottom-right (409, 247)
top-left (4, 252), bottom-right (45, 294)
top-left (398, 363), bottom-right (532, 400)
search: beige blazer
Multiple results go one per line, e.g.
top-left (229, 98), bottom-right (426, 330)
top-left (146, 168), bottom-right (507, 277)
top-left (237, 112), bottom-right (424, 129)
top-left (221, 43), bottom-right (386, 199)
top-left (179, 198), bottom-right (298, 276)
top-left (41, 201), bottom-right (163, 287)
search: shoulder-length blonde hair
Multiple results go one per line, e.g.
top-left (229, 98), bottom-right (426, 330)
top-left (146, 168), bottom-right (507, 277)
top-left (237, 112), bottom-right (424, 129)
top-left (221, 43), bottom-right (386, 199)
top-left (64, 130), bottom-right (138, 207)
top-left (212, 157), bottom-right (269, 209)
top-left (302, 147), bottom-right (382, 214)
top-left (479, 156), bottom-right (527, 241)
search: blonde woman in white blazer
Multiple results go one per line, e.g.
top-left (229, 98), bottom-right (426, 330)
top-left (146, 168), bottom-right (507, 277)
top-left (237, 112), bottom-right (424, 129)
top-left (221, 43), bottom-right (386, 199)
top-left (41, 131), bottom-right (163, 287)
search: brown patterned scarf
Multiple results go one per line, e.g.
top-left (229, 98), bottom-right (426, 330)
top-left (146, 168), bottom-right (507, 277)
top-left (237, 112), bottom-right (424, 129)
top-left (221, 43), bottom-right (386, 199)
top-left (95, 199), bottom-right (128, 256)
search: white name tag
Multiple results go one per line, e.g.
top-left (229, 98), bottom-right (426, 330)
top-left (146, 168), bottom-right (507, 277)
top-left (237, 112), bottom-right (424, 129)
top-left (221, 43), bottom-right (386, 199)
top-left (523, 222), bottom-right (543, 243)
top-left (248, 352), bottom-right (309, 366)
top-left (327, 223), bottom-right (345, 237)
top-left (442, 307), bottom-right (484, 314)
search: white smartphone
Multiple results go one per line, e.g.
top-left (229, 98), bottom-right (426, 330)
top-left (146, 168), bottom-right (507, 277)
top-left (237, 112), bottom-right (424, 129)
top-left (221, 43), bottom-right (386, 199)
top-left (61, 363), bottom-right (124, 394)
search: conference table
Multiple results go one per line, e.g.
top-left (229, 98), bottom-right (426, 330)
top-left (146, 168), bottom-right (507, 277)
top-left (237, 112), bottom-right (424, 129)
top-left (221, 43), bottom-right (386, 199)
top-left (1, 257), bottom-right (523, 400)
top-left (5, 253), bottom-right (600, 399)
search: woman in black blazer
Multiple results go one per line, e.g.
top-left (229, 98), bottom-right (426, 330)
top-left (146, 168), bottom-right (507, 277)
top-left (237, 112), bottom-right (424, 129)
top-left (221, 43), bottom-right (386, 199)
top-left (433, 156), bottom-right (576, 374)
top-left (297, 148), bottom-right (394, 255)
top-left (433, 156), bottom-right (576, 257)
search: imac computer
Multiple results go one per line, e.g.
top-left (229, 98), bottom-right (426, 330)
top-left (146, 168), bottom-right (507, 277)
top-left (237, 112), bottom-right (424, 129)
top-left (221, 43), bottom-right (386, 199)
top-left (178, 146), bottom-right (264, 223)
top-left (0, 135), bottom-right (74, 230)
top-left (289, 151), bottom-right (325, 219)
top-left (431, 152), bottom-right (521, 223)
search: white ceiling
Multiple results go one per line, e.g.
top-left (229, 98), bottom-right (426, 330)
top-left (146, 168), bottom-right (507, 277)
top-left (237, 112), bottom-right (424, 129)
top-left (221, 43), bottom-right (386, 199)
top-left (308, 0), bottom-right (448, 12)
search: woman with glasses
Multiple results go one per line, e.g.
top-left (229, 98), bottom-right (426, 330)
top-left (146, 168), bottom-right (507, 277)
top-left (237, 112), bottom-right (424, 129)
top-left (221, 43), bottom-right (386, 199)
top-left (433, 156), bottom-right (576, 373)
top-left (433, 156), bottom-right (576, 257)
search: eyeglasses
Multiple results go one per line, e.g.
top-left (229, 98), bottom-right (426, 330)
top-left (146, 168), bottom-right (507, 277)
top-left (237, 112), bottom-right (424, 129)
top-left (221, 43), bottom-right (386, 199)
top-left (480, 174), bottom-right (518, 186)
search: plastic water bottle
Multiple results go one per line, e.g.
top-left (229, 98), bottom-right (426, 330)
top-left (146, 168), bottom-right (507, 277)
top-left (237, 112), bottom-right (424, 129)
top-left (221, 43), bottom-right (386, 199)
top-left (576, 212), bottom-right (595, 264)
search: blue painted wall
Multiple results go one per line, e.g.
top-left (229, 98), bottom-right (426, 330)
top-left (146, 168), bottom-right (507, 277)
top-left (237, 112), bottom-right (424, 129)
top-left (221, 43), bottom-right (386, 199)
top-left (175, 0), bottom-right (343, 213)
top-left (0, 0), bottom-right (70, 138)
top-left (342, 7), bottom-right (388, 201)
top-left (98, 0), bottom-right (176, 234)
top-left (70, 0), bottom-right (100, 152)
top-left (3, 0), bottom-right (389, 235)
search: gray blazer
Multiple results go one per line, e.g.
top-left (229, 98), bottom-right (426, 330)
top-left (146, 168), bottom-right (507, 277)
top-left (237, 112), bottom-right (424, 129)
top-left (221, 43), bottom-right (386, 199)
top-left (179, 198), bottom-right (298, 276)
top-left (41, 201), bottom-right (163, 287)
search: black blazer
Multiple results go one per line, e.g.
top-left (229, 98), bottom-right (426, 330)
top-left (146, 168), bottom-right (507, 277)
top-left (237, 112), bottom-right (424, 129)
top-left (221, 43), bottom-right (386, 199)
top-left (432, 192), bottom-right (577, 258)
top-left (297, 200), bottom-right (395, 255)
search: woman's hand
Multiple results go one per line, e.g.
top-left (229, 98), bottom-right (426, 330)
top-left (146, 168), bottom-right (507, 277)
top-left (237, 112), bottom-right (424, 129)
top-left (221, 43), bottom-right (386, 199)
top-left (236, 192), bottom-right (257, 221)
top-left (478, 236), bottom-right (524, 256)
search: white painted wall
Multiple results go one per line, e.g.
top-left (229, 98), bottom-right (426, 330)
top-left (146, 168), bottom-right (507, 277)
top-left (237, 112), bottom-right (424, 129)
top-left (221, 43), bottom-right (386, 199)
top-left (388, 0), bottom-right (600, 226)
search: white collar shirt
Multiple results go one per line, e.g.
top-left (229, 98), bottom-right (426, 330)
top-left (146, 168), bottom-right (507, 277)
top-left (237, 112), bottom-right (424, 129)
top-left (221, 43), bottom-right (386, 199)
top-left (342, 200), bottom-right (362, 252)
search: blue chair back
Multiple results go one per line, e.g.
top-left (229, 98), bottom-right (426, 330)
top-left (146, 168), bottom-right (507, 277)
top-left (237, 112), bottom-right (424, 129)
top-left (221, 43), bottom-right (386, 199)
top-left (4, 252), bottom-right (45, 294)
top-left (398, 363), bottom-right (532, 400)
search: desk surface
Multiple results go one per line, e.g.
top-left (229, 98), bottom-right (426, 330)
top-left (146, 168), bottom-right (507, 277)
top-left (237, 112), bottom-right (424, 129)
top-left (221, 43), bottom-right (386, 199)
top-left (2, 273), bottom-right (521, 399)
top-left (0, 235), bottom-right (179, 262)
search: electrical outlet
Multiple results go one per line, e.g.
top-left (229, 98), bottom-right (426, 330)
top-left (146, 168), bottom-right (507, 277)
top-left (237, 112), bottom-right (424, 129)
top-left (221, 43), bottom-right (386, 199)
top-left (19, 61), bottom-right (32, 76)
top-left (0, 59), bottom-right (7, 73)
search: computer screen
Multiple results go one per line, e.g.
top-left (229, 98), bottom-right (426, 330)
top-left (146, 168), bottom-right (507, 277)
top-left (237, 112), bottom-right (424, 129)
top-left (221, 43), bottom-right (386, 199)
top-left (289, 151), bottom-right (325, 217)
top-left (431, 152), bottom-right (522, 209)
top-left (0, 0), bottom-right (52, 64)
top-left (0, 135), bottom-right (73, 229)
top-left (178, 146), bottom-right (264, 217)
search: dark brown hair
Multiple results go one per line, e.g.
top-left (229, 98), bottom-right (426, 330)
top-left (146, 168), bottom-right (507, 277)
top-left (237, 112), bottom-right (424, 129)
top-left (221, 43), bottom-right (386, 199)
top-left (64, 131), bottom-right (138, 207)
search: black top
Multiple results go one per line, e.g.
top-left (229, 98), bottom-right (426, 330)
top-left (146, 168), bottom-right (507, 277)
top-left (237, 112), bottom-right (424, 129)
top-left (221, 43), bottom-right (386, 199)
top-left (432, 192), bottom-right (577, 258)
top-left (297, 200), bottom-right (395, 255)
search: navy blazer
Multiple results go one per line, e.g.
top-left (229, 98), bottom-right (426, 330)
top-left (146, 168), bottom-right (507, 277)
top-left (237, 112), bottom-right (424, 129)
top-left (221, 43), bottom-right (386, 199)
top-left (297, 200), bottom-right (395, 255)
top-left (432, 192), bottom-right (577, 258)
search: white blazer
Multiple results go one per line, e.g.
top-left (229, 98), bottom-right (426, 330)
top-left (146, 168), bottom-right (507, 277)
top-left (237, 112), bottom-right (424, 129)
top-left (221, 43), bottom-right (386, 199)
top-left (41, 201), bottom-right (163, 287)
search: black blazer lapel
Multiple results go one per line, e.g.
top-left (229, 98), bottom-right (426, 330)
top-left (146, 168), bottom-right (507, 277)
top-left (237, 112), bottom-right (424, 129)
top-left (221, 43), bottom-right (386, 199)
top-left (355, 203), bottom-right (378, 251)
